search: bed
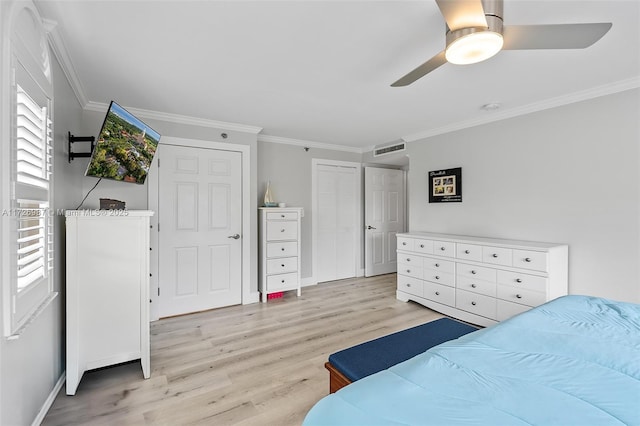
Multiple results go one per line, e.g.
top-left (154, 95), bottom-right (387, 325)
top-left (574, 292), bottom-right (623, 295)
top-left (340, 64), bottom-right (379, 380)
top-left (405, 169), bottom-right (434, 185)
top-left (303, 295), bottom-right (640, 425)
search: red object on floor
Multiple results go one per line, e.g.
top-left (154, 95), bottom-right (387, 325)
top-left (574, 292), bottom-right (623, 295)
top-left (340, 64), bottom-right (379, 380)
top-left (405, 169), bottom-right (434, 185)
top-left (267, 292), bottom-right (284, 300)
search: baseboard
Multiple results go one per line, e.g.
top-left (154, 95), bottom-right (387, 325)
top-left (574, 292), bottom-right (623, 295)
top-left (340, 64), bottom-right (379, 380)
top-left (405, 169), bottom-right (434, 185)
top-left (301, 277), bottom-right (317, 287)
top-left (32, 372), bottom-right (65, 426)
top-left (244, 291), bottom-right (261, 304)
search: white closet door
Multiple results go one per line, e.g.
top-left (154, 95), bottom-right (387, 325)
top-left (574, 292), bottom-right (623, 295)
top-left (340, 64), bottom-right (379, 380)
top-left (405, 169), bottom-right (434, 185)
top-left (316, 163), bottom-right (358, 283)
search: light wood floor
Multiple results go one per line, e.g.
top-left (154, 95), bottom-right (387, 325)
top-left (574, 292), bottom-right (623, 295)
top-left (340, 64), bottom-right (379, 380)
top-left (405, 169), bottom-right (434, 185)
top-left (43, 274), bottom-right (443, 426)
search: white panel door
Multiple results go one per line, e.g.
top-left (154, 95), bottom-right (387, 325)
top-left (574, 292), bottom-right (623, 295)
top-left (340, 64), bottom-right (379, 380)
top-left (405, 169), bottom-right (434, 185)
top-left (316, 164), bottom-right (358, 283)
top-left (158, 145), bottom-right (242, 317)
top-left (365, 167), bottom-right (405, 277)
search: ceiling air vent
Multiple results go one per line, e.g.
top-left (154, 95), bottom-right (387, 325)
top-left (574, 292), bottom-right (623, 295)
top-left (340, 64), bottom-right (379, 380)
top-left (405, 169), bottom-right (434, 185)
top-left (373, 142), bottom-right (405, 157)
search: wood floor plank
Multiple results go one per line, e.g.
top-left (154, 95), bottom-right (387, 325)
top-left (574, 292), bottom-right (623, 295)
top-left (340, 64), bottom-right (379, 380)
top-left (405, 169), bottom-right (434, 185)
top-left (43, 274), bottom-right (442, 425)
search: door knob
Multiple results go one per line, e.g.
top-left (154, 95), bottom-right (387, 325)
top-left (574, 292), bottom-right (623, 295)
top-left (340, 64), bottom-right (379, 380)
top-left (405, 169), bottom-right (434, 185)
top-left (228, 234), bottom-right (240, 239)
top-left (367, 225), bottom-right (377, 230)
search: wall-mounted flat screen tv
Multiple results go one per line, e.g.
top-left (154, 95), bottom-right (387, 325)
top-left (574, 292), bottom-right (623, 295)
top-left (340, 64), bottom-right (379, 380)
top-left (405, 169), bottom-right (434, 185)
top-left (85, 101), bottom-right (161, 184)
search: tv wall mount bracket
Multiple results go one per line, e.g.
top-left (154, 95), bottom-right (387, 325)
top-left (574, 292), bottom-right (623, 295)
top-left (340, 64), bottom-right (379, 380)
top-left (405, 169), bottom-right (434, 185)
top-left (68, 132), bottom-right (95, 163)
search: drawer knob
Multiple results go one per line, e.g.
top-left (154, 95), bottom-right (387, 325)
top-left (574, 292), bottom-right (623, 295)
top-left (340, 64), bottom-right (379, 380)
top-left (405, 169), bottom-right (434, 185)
top-left (406, 258), bottom-right (411, 262)
top-left (406, 283), bottom-right (411, 287)
top-left (440, 246), bottom-right (446, 251)
top-left (492, 253), bottom-right (498, 258)
top-left (402, 242), bottom-right (407, 246)
top-left (471, 284), bottom-right (477, 288)
top-left (435, 276), bottom-right (440, 280)
top-left (464, 250), bottom-right (470, 254)
top-left (281, 248), bottom-right (285, 251)
top-left (524, 257), bottom-right (532, 262)
top-left (281, 214), bottom-right (285, 218)
top-left (471, 270), bottom-right (476, 275)
top-left (406, 269), bottom-right (411, 273)
top-left (516, 278), bottom-right (522, 283)
top-left (435, 263), bottom-right (440, 267)
top-left (516, 294), bottom-right (523, 299)
top-left (281, 279), bottom-right (285, 283)
top-left (420, 244), bottom-right (425, 248)
top-left (471, 301), bottom-right (477, 306)
top-left (435, 291), bottom-right (440, 296)
top-left (281, 229), bottom-right (285, 232)
top-left (281, 264), bottom-right (285, 267)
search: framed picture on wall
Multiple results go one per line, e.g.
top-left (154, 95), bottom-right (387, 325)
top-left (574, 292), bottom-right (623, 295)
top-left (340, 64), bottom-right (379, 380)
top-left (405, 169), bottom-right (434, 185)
top-left (429, 167), bottom-right (462, 203)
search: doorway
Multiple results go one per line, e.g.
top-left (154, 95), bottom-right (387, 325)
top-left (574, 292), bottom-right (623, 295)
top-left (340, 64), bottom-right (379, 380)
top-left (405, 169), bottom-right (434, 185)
top-left (148, 137), bottom-right (251, 320)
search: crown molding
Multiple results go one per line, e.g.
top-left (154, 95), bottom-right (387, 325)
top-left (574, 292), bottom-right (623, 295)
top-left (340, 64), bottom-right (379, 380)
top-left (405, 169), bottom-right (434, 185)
top-left (85, 101), bottom-right (263, 135)
top-left (42, 18), bottom-right (88, 108)
top-left (403, 76), bottom-right (640, 143)
top-left (258, 134), bottom-right (364, 154)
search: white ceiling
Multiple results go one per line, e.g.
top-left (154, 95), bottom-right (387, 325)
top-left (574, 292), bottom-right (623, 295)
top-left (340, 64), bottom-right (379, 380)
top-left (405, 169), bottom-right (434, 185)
top-left (36, 0), bottom-right (640, 150)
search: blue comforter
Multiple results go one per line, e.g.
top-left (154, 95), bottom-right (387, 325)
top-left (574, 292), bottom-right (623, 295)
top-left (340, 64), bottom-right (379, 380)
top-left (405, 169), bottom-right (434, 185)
top-left (304, 295), bottom-right (640, 425)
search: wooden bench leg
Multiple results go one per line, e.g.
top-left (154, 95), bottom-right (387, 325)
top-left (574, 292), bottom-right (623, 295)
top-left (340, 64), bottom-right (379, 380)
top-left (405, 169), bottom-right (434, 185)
top-left (325, 362), bottom-right (352, 393)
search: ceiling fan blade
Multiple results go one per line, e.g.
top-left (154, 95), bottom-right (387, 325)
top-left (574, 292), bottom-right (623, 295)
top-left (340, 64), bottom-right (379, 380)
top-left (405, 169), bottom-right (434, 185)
top-left (391, 51), bottom-right (447, 87)
top-left (435, 0), bottom-right (488, 31)
top-left (502, 23), bottom-right (612, 50)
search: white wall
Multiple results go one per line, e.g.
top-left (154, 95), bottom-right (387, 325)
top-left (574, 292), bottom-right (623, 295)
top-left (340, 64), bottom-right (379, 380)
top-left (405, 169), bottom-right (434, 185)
top-left (0, 27), bottom-right (84, 426)
top-left (406, 89), bottom-right (640, 303)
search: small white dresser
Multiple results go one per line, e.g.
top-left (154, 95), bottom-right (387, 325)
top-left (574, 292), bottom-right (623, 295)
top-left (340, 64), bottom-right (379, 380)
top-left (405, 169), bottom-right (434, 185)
top-left (259, 207), bottom-right (303, 302)
top-left (397, 232), bottom-right (568, 327)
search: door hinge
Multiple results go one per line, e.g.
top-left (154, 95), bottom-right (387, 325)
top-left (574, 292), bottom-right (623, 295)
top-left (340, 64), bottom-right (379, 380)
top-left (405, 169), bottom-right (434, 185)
top-left (158, 288), bottom-right (160, 296)
top-left (157, 158), bottom-right (160, 167)
top-left (157, 223), bottom-right (160, 232)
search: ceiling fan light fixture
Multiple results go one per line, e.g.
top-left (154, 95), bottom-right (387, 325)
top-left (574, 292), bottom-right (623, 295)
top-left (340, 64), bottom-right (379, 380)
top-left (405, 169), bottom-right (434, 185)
top-left (445, 29), bottom-right (504, 65)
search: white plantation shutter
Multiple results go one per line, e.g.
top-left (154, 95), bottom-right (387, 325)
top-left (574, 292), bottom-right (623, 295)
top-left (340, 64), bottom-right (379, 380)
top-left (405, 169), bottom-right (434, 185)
top-left (16, 85), bottom-right (52, 189)
top-left (16, 202), bottom-right (47, 290)
top-left (3, 0), bottom-right (57, 337)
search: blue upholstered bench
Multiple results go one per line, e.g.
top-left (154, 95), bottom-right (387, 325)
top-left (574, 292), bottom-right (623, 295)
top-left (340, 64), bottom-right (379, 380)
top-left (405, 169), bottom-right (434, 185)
top-left (325, 317), bottom-right (479, 392)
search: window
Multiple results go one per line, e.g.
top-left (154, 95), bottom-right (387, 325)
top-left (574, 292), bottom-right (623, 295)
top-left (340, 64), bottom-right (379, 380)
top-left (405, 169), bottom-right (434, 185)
top-left (2, 1), bottom-right (56, 337)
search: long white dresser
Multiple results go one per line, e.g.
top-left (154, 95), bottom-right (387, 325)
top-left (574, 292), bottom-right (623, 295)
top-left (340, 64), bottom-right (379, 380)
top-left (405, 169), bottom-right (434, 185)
top-left (396, 232), bottom-right (568, 327)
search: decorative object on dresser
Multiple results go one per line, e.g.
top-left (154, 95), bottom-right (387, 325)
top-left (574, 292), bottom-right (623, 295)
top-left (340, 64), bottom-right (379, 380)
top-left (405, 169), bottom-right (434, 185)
top-left (65, 210), bottom-right (153, 395)
top-left (259, 207), bottom-right (303, 302)
top-left (397, 232), bottom-right (568, 327)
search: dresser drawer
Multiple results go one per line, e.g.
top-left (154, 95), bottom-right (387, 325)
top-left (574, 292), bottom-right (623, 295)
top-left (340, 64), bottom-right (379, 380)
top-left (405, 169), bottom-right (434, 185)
top-left (266, 241), bottom-right (297, 258)
top-left (432, 240), bottom-right (455, 258)
top-left (399, 265), bottom-right (422, 279)
top-left (266, 272), bottom-right (299, 291)
top-left (456, 289), bottom-right (496, 319)
top-left (266, 211), bottom-right (298, 221)
top-left (456, 243), bottom-right (482, 262)
top-left (413, 239), bottom-right (434, 254)
top-left (397, 237), bottom-right (414, 251)
top-left (423, 281), bottom-right (455, 306)
top-left (266, 221), bottom-right (298, 241)
top-left (456, 263), bottom-right (496, 282)
top-left (423, 258), bottom-right (455, 274)
top-left (266, 257), bottom-right (298, 274)
top-left (497, 270), bottom-right (547, 292)
top-left (497, 285), bottom-right (546, 308)
top-left (513, 249), bottom-right (548, 272)
top-left (397, 275), bottom-right (423, 297)
top-left (457, 275), bottom-right (496, 297)
top-left (424, 270), bottom-right (454, 287)
top-left (398, 253), bottom-right (424, 267)
top-left (482, 246), bottom-right (512, 266)
top-left (496, 299), bottom-right (531, 321)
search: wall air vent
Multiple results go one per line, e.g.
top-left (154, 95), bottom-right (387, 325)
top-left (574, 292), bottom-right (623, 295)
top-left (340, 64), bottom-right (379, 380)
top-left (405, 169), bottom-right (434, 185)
top-left (373, 142), bottom-right (406, 157)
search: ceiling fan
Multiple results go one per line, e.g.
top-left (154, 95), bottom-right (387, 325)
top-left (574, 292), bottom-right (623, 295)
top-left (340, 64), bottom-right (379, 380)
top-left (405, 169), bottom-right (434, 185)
top-left (391, 0), bottom-right (612, 87)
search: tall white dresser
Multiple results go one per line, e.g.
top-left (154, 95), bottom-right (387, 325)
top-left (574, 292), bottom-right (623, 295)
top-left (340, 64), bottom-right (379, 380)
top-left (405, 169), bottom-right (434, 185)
top-left (259, 207), bottom-right (302, 302)
top-left (65, 210), bottom-right (153, 395)
top-left (397, 232), bottom-right (568, 327)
